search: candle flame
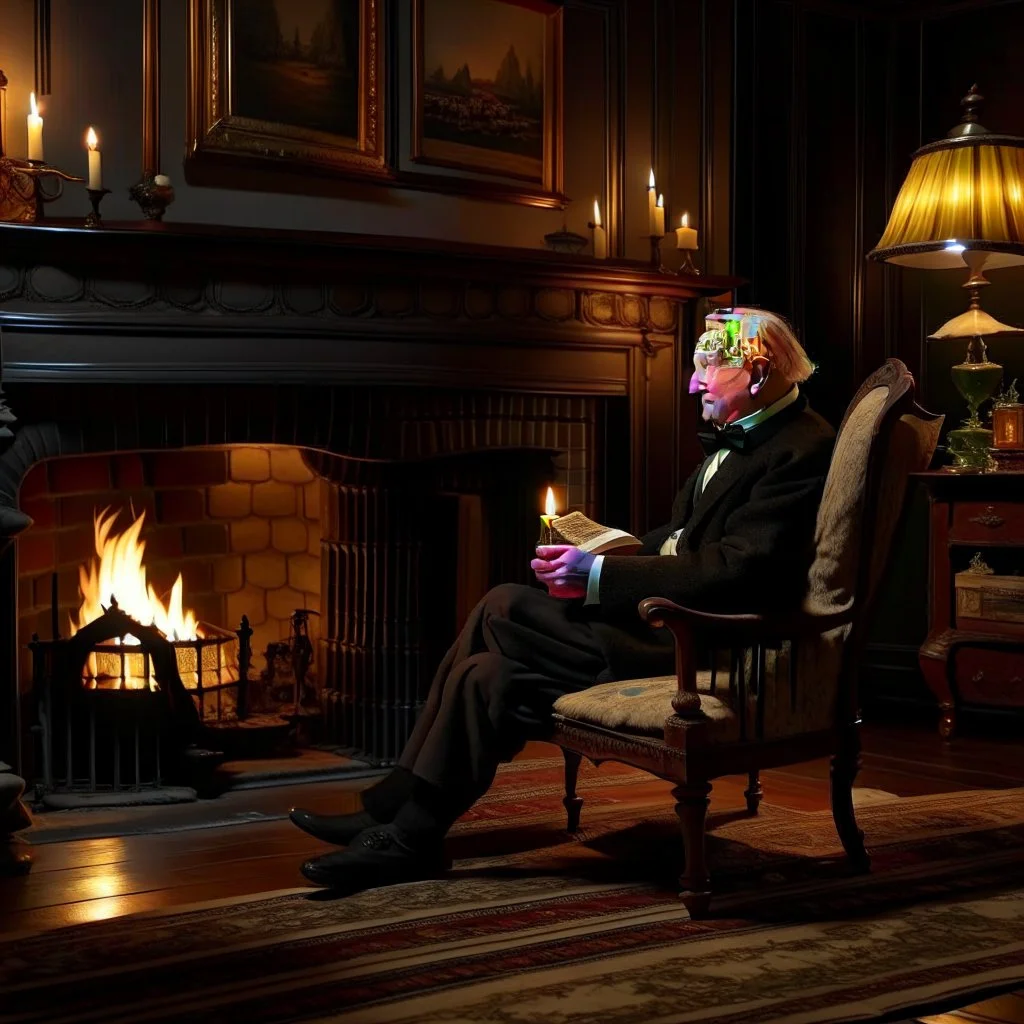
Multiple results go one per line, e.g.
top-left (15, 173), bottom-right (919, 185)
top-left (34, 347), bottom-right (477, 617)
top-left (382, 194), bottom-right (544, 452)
top-left (593, 198), bottom-right (602, 227)
top-left (29, 92), bottom-right (39, 117)
top-left (544, 487), bottom-right (557, 517)
top-left (86, 126), bottom-right (98, 150)
top-left (681, 212), bottom-right (689, 227)
top-left (648, 168), bottom-right (655, 189)
top-left (657, 193), bottom-right (664, 208)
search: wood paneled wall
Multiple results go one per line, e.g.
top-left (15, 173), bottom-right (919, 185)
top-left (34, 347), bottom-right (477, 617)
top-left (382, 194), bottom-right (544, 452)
top-left (718, 0), bottom-right (1024, 706)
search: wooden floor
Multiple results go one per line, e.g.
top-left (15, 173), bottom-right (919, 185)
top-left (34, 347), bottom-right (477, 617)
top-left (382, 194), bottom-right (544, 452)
top-left (3, 716), bottom-right (1023, 1022)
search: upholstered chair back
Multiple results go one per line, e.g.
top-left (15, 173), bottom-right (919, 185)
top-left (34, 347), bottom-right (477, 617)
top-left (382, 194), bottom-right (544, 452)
top-left (795, 362), bottom-right (941, 729)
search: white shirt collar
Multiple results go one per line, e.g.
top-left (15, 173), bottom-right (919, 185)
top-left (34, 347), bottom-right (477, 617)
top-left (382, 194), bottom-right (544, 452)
top-left (730, 385), bottom-right (800, 432)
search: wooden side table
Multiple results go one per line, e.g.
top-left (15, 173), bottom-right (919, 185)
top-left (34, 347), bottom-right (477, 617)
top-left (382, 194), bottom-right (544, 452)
top-left (915, 470), bottom-right (1024, 739)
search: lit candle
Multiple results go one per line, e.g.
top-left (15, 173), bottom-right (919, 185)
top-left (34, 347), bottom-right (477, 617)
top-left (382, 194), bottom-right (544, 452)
top-left (85, 127), bottom-right (102, 190)
top-left (675, 212), bottom-right (698, 249)
top-left (27, 92), bottom-right (43, 162)
top-left (539, 486), bottom-right (559, 545)
top-left (647, 168), bottom-right (657, 235)
top-left (591, 198), bottom-right (608, 259)
top-left (653, 193), bottom-right (666, 237)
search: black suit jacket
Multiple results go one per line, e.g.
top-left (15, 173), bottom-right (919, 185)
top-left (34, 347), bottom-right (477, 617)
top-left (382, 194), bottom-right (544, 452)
top-left (588, 396), bottom-right (835, 680)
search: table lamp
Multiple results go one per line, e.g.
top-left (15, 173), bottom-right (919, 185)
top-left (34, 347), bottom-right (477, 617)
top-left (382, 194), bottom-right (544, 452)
top-left (868, 85), bottom-right (1024, 471)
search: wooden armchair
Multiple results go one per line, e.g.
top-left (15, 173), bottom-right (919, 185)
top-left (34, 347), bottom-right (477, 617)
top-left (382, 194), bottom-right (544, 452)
top-left (551, 360), bottom-right (942, 917)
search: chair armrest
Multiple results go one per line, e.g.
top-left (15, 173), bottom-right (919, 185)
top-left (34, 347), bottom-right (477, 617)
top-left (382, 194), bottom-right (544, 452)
top-left (637, 597), bottom-right (854, 725)
top-left (638, 597), bottom-right (853, 643)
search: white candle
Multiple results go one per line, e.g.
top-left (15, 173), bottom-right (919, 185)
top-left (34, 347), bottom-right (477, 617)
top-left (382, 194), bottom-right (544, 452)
top-left (592, 198), bottom-right (608, 259)
top-left (675, 212), bottom-right (698, 249)
top-left (540, 486), bottom-right (560, 544)
top-left (647, 169), bottom-right (657, 235)
top-left (653, 193), bottom-right (666, 237)
top-left (27, 92), bottom-right (43, 162)
top-left (86, 127), bottom-right (102, 189)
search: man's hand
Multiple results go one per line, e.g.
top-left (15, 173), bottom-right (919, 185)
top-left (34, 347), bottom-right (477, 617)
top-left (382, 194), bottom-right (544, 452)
top-left (531, 545), bottom-right (595, 600)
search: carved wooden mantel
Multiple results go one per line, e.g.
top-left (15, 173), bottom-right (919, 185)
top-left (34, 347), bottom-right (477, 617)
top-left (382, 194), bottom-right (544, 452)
top-left (0, 221), bottom-right (738, 532)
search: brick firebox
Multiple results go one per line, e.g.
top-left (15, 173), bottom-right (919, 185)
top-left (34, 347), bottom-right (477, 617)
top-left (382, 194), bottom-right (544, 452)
top-left (16, 446), bottom-right (323, 699)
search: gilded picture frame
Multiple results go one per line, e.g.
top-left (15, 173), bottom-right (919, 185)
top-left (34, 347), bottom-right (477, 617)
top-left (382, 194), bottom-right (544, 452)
top-left (411, 0), bottom-right (563, 200)
top-left (186, 0), bottom-right (389, 184)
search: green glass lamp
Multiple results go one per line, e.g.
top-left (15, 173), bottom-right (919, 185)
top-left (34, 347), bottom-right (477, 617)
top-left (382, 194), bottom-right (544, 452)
top-left (868, 86), bottom-right (1024, 471)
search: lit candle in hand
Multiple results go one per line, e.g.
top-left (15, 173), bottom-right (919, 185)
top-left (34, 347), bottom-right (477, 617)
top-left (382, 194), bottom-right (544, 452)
top-left (539, 486), bottom-right (559, 545)
top-left (653, 193), bottom-right (666, 237)
top-left (647, 169), bottom-right (657, 235)
top-left (591, 198), bottom-right (608, 259)
top-left (676, 212), bottom-right (698, 249)
top-left (86, 127), bottom-right (102, 189)
top-left (27, 92), bottom-right (43, 162)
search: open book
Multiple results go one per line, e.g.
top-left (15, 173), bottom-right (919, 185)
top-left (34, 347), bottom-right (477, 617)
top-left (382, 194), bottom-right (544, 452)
top-left (542, 511), bottom-right (642, 555)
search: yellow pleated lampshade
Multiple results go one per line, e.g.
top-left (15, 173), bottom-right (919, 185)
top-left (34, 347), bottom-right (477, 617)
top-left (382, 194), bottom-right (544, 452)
top-left (868, 87), bottom-right (1024, 270)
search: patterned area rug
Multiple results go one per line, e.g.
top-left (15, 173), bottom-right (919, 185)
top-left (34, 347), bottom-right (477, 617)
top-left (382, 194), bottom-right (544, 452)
top-left (3, 764), bottom-right (1024, 1024)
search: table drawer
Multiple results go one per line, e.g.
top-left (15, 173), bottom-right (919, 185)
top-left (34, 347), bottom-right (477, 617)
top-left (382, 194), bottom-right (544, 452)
top-left (953, 645), bottom-right (1024, 707)
top-left (950, 502), bottom-right (1024, 544)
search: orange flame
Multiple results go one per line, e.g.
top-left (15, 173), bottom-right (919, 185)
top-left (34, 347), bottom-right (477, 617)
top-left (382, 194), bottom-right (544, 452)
top-left (72, 508), bottom-right (199, 644)
top-left (544, 487), bottom-right (557, 517)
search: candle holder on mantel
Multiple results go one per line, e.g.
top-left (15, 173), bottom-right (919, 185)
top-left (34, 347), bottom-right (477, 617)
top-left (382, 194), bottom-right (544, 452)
top-left (128, 171), bottom-right (175, 222)
top-left (84, 187), bottom-right (112, 228)
top-left (677, 248), bottom-right (700, 276)
top-left (0, 157), bottom-right (85, 223)
top-left (648, 235), bottom-right (671, 274)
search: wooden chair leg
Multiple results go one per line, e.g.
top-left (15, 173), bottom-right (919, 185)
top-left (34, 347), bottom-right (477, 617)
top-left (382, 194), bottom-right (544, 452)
top-left (672, 782), bottom-right (712, 918)
top-left (830, 729), bottom-right (871, 874)
top-left (744, 769), bottom-right (763, 814)
top-left (561, 748), bottom-right (584, 834)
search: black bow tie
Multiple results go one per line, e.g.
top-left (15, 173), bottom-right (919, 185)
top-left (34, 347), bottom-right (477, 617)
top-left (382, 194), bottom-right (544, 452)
top-left (697, 423), bottom-right (747, 456)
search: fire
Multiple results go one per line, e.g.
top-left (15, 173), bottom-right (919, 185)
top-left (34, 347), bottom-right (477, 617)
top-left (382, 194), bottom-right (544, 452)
top-left (544, 486), bottom-right (557, 517)
top-left (72, 508), bottom-right (199, 645)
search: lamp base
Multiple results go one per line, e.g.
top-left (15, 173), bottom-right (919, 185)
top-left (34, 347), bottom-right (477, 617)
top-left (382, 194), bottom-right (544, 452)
top-left (946, 351), bottom-right (1003, 472)
top-left (947, 425), bottom-right (996, 471)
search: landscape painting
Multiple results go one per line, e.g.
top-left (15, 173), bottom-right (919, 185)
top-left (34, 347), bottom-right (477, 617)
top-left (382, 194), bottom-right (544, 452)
top-left (232, 0), bottom-right (361, 141)
top-left (186, 0), bottom-right (388, 184)
top-left (413, 0), bottom-right (562, 188)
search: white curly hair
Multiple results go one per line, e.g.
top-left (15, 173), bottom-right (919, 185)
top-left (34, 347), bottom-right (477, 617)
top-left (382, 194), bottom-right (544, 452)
top-left (731, 305), bottom-right (815, 383)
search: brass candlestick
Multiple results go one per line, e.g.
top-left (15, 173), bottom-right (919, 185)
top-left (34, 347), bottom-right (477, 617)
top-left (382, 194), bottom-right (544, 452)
top-left (84, 187), bottom-right (111, 228)
top-left (677, 249), bottom-right (700, 276)
top-left (648, 234), bottom-right (670, 274)
top-left (0, 156), bottom-right (84, 223)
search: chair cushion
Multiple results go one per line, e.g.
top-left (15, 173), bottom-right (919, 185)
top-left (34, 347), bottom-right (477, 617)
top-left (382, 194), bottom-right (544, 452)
top-left (552, 673), bottom-right (739, 741)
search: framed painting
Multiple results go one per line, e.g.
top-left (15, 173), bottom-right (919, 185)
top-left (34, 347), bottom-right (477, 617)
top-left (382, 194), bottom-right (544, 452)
top-left (187, 0), bottom-right (389, 182)
top-left (412, 0), bottom-right (563, 196)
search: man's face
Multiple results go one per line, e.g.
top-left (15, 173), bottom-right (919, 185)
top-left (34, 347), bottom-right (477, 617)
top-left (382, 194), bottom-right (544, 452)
top-left (690, 347), bottom-right (755, 424)
top-left (689, 314), bottom-right (761, 425)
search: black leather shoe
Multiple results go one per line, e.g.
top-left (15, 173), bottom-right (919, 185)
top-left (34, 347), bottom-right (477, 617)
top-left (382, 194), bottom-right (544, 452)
top-left (288, 807), bottom-right (381, 846)
top-left (300, 824), bottom-right (448, 891)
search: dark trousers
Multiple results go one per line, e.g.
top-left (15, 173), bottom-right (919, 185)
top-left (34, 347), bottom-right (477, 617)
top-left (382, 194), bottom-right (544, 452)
top-left (360, 583), bottom-right (614, 827)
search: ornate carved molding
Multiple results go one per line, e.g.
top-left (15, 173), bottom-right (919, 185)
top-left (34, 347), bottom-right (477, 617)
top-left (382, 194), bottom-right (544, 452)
top-left (0, 268), bottom-right (690, 336)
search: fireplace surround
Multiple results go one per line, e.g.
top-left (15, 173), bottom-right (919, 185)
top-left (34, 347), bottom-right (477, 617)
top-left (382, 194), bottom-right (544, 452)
top-left (0, 221), bottom-right (738, 783)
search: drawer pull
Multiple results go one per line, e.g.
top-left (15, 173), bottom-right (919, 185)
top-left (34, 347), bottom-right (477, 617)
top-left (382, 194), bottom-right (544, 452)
top-left (968, 506), bottom-right (1005, 529)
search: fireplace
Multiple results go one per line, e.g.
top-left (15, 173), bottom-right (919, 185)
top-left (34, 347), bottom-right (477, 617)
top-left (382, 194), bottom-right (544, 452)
top-left (7, 388), bottom-right (602, 786)
top-left (0, 222), bottom-right (736, 788)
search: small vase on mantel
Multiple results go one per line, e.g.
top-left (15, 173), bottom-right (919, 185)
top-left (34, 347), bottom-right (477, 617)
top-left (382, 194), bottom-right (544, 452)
top-left (129, 171), bottom-right (175, 222)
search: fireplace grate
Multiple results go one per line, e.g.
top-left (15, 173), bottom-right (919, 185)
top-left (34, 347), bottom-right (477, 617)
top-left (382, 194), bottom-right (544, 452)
top-left (29, 604), bottom-right (253, 803)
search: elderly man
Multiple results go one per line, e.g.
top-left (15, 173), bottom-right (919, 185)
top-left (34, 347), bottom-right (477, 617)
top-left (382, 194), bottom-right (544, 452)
top-left (293, 306), bottom-right (835, 890)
